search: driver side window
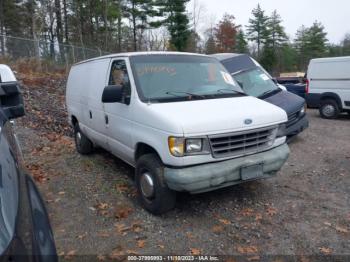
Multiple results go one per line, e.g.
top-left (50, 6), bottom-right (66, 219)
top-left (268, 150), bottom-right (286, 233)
top-left (109, 60), bottom-right (131, 104)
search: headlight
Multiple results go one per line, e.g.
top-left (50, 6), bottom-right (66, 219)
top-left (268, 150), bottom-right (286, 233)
top-left (300, 106), bottom-right (305, 114)
top-left (276, 124), bottom-right (286, 138)
top-left (185, 139), bottom-right (203, 153)
top-left (168, 137), bottom-right (209, 157)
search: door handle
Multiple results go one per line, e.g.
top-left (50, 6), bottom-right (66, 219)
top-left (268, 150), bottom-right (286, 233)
top-left (105, 115), bottom-right (109, 125)
top-left (89, 110), bottom-right (92, 119)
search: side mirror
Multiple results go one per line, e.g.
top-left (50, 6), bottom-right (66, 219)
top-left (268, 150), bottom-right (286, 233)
top-left (0, 82), bottom-right (25, 119)
top-left (102, 85), bottom-right (123, 103)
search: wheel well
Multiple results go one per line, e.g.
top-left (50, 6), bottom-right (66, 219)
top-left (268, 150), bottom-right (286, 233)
top-left (320, 93), bottom-right (342, 109)
top-left (71, 115), bottom-right (78, 126)
top-left (135, 143), bottom-right (160, 161)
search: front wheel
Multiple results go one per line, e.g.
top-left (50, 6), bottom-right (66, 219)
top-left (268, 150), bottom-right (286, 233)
top-left (319, 99), bottom-right (339, 119)
top-left (135, 154), bottom-right (176, 215)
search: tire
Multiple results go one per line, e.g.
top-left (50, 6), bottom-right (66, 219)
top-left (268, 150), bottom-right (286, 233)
top-left (74, 123), bottom-right (93, 154)
top-left (135, 154), bottom-right (176, 215)
top-left (319, 99), bottom-right (340, 119)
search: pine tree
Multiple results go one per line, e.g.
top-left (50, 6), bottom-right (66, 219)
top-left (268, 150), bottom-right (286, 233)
top-left (306, 21), bottom-right (328, 58)
top-left (342, 33), bottom-right (350, 55)
top-left (268, 10), bottom-right (287, 49)
top-left (152, 0), bottom-right (191, 51)
top-left (246, 4), bottom-right (269, 57)
top-left (235, 29), bottom-right (248, 53)
top-left (294, 22), bottom-right (328, 70)
top-left (261, 10), bottom-right (288, 73)
top-left (123, 0), bottom-right (155, 51)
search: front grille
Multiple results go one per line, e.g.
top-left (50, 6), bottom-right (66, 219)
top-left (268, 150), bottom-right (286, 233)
top-left (209, 126), bottom-right (277, 158)
top-left (287, 111), bottom-right (300, 127)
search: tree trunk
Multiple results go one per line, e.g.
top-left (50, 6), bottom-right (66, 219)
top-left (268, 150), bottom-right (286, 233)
top-left (63, 0), bottom-right (69, 43)
top-left (132, 1), bottom-right (137, 51)
top-left (55, 0), bottom-right (65, 62)
top-left (0, 0), bottom-right (5, 56)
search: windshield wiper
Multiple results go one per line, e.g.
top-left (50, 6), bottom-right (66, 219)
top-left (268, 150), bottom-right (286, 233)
top-left (231, 67), bottom-right (255, 76)
top-left (258, 89), bottom-right (280, 98)
top-left (217, 89), bottom-right (246, 96)
top-left (165, 91), bottom-right (206, 99)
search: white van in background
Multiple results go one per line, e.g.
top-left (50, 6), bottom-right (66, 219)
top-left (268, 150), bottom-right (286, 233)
top-left (306, 56), bottom-right (350, 119)
top-left (66, 52), bottom-right (290, 214)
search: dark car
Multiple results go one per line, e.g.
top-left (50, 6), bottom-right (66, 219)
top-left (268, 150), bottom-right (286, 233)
top-left (275, 76), bottom-right (307, 99)
top-left (212, 53), bottom-right (309, 139)
top-left (0, 65), bottom-right (57, 261)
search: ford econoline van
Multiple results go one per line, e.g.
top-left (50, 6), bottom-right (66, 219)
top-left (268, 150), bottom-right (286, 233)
top-left (66, 52), bottom-right (290, 214)
top-left (306, 56), bottom-right (350, 119)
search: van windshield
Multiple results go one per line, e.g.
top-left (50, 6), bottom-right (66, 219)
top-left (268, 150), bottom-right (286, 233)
top-left (130, 55), bottom-right (244, 102)
top-left (233, 67), bottom-right (280, 98)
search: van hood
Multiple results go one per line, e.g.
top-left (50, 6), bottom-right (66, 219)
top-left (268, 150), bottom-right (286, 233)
top-left (264, 90), bottom-right (305, 115)
top-left (145, 96), bottom-right (287, 135)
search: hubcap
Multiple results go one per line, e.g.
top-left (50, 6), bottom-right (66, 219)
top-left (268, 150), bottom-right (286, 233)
top-left (140, 172), bottom-right (154, 199)
top-left (322, 105), bottom-right (335, 117)
top-left (76, 131), bottom-right (82, 146)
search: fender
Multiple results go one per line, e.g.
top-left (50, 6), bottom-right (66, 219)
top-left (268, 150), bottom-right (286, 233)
top-left (320, 92), bottom-right (343, 109)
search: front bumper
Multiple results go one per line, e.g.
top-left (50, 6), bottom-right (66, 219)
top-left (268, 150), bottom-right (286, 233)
top-left (286, 113), bottom-right (309, 137)
top-left (164, 143), bottom-right (290, 194)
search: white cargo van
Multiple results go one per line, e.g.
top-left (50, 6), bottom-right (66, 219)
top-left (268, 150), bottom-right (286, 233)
top-left (66, 52), bottom-right (290, 214)
top-left (306, 56), bottom-right (350, 118)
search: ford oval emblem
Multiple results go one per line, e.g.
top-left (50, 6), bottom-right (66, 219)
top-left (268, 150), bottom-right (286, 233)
top-left (244, 119), bottom-right (253, 125)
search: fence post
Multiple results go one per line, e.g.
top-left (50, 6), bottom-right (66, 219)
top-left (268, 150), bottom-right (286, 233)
top-left (70, 44), bottom-right (75, 63)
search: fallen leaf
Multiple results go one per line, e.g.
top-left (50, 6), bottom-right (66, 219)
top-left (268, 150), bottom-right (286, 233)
top-left (97, 254), bottom-right (106, 261)
top-left (212, 225), bottom-right (224, 233)
top-left (97, 232), bottom-right (110, 238)
top-left (186, 232), bottom-right (195, 239)
top-left (335, 226), bottom-right (348, 233)
top-left (219, 218), bottom-right (231, 225)
top-left (126, 250), bottom-right (138, 255)
top-left (116, 183), bottom-right (130, 193)
top-left (115, 223), bottom-right (131, 234)
top-left (319, 247), bottom-right (332, 255)
top-left (158, 244), bottom-right (165, 249)
top-left (115, 206), bottom-right (133, 219)
top-left (190, 248), bottom-right (201, 255)
top-left (96, 202), bottom-right (109, 210)
top-left (266, 207), bottom-right (278, 216)
top-left (255, 213), bottom-right (263, 221)
top-left (77, 232), bottom-right (87, 240)
top-left (241, 208), bottom-right (254, 216)
top-left (137, 240), bottom-right (146, 248)
top-left (237, 246), bottom-right (258, 254)
top-left (58, 191), bottom-right (65, 195)
top-left (248, 256), bottom-right (260, 261)
top-left (131, 221), bottom-right (143, 233)
top-left (109, 249), bottom-right (125, 259)
top-left (64, 250), bottom-right (77, 260)
top-left (323, 222), bottom-right (332, 227)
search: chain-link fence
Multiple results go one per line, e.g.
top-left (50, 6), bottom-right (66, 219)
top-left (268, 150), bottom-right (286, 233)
top-left (0, 34), bottom-right (109, 67)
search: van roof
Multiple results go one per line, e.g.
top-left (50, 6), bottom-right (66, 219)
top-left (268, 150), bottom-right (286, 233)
top-left (211, 53), bottom-right (245, 62)
top-left (73, 51), bottom-right (211, 66)
top-left (310, 56), bottom-right (350, 63)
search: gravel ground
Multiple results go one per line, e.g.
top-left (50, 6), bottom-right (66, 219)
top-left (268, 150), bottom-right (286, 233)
top-left (15, 108), bottom-right (350, 260)
top-left (11, 70), bottom-right (350, 260)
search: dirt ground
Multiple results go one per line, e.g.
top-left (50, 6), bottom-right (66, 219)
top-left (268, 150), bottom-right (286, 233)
top-left (15, 106), bottom-right (350, 259)
top-left (11, 71), bottom-right (350, 260)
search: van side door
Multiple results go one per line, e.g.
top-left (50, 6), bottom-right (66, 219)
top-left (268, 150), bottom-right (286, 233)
top-left (103, 58), bottom-right (134, 164)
